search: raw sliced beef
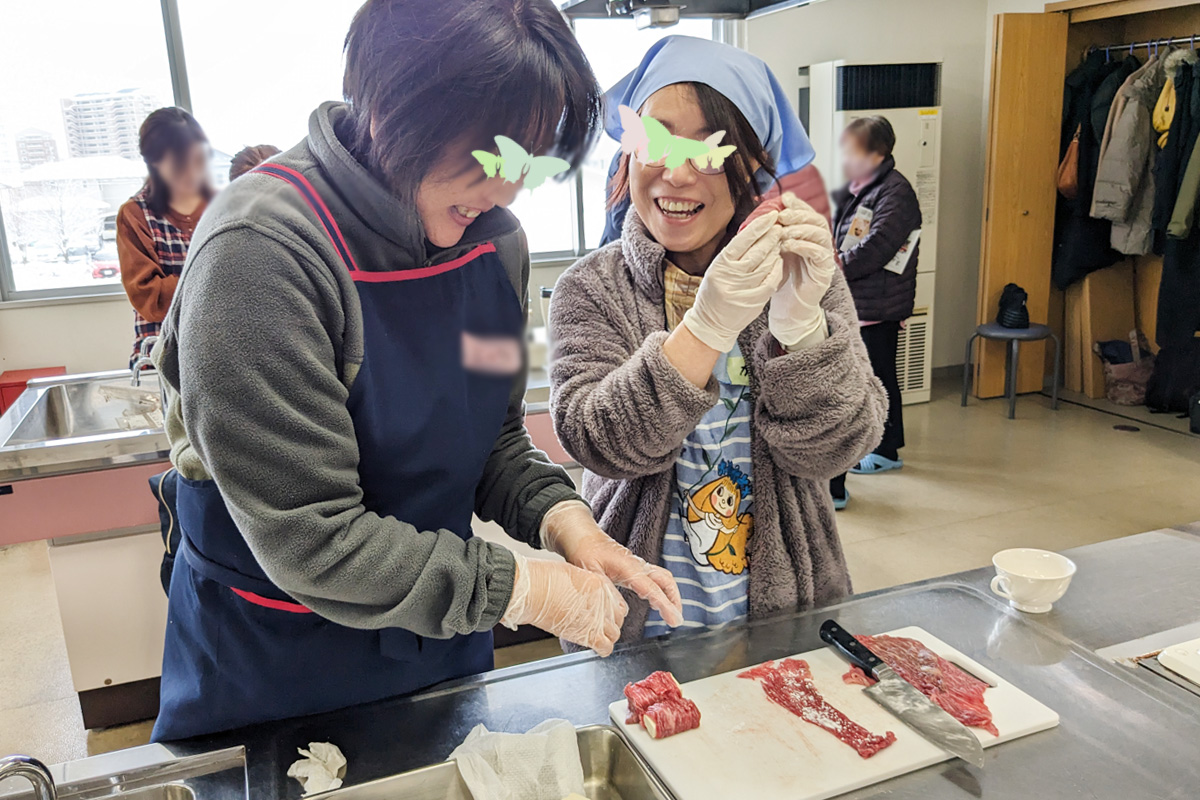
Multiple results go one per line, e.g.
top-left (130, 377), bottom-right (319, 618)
top-left (841, 666), bottom-right (874, 687)
top-left (739, 196), bottom-right (785, 230)
top-left (739, 658), bottom-right (897, 759)
top-left (642, 696), bottom-right (702, 739)
top-left (841, 634), bottom-right (998, 737)
top-left (624, 671), bottom-right (682, 724)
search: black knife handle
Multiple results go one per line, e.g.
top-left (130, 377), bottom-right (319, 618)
top-left (820, 620), bottom-right (884, 676)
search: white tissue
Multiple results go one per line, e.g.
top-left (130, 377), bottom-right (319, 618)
top-left (449, 719), bottom-right (585, 800)
top-left (287, 741), bottom-right (347, 795)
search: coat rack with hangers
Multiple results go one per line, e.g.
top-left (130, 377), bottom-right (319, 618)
top-left (1090, 34), bottom-right (1200, 61)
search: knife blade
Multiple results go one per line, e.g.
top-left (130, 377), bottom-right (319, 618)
top-left (820, 620), bottom-right (986, 768)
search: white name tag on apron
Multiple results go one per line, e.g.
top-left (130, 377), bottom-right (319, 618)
top-left (461, 332), bottom-right (522, 376)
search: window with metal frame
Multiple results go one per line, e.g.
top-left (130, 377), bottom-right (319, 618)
top-left (571, 17), bottom-right (717, 252)
top-left (177, 0), bottom-right (583, 260)
top-left (0, 3), bottom-right (722, 301)
top-left (0, 0), bottom-right (174, 301)
top-left (174, 0), bottom-right (363, 192)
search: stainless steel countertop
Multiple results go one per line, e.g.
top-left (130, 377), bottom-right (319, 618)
top-left (134, 525), bottom-right (1200, 800)
top-left (952, 525), bottom-right (1200, 653)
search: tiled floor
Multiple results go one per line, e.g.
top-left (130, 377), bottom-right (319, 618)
top-left (2, 378), bottom-right (1198, 765)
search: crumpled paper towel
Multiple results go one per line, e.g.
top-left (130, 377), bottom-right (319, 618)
top-left (287, 741), bottom-right (347, 795)
top-left (448, 719), bottom-right (585, 800)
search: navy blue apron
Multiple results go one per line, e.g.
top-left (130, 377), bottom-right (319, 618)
top-left (153, 163), bottom-right (523, 741)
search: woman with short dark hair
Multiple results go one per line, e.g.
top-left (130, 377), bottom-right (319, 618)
top-left (151, 0), bottom-right (680, 741)
top-left (117, 107), bottom-right (211, 365)
top-left (829, 114), bottom-right (922, 510)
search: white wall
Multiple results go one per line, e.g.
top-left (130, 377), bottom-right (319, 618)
top-left (746, 0), bottom-right (993, 368)
top-left (0, 296), bottom-right (132, 373)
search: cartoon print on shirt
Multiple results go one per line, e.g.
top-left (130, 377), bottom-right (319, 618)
top-left (647, 342), bottom-right (752, 635)
top-left (682, 460), bottom-right (753, 575)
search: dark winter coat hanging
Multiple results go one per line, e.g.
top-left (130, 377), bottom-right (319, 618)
top-left (1053, 50), bottom-right (1124, 289)
top-left (1156, 61), bottom-right (1200, 347)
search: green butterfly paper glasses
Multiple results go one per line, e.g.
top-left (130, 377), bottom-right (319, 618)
top-left (472, 136), bottom-right (570, 191)
top-left (638, 150), bottom-right (731, 176)
top-left (619, 105), bottom-right (738, 177)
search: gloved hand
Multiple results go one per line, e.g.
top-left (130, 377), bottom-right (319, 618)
top-left (542, 501), bottom-right (684, 628)
top-left (681, 210), bottom-right (785, 353)
top-left (771, 194), bottom-right (837, 349)
top-left (500, 551), bottom-right (627, 657)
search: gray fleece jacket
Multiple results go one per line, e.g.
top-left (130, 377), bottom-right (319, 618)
top-left (549, 208), bottom-right (887, 640)
top-left (155, 102), bottom-right (580, 638)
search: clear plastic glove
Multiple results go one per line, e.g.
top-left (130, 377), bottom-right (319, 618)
top-left (771, 194), bottom-right (838, 349)
top-left (500, 551), bottom-right (627, 657)
top-left (542, 501), bottom-right (684, 628)
top-left (681, 210), bottom-right (785, 353)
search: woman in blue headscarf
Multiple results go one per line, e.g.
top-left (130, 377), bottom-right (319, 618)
top-left (549, 37), bottom-right (886, 641)
top-left (599, 37), bottom-right (833, 244)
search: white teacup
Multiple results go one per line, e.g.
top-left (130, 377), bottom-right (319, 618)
top-left (990, 548), bottom-right (1076, 613)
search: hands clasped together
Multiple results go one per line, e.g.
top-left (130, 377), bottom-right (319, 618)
top-left (682, 193), bottom-right (838, 353)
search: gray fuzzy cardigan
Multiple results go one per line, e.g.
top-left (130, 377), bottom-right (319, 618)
top-left (549, 209), bottom-right (888, 640)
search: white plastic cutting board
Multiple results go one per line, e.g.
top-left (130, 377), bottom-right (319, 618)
top-left (1158, 636), bottom-right (1200, 685)
top-left (610, 626), bottom-right (1059, 800)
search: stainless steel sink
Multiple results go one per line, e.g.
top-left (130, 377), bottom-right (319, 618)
top-left (0, 370), bottom-right (170, 482)
top-left (0, 746), bottom-right (245, 800)
top-left (103, 785), bottom-right (195, 800)
top-left (0, 361), bottom-right (550, 483)
top-left (4, 377), bottom-right (161, 445)
top-left (317, 725), bottom-right (672, 800)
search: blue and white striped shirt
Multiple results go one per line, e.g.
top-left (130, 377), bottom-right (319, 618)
top-left (645, 346), bottom-right (753, 636)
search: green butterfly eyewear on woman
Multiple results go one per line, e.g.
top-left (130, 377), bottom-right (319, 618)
top-left (639, 149), bottom-right (735, 176)
top-left (619, 104), bottom-right (738, 176)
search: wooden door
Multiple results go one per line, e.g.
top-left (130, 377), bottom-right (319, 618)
top-left (975, 12), bottom-right (1069, 398)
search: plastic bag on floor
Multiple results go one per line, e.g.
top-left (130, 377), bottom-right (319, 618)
top-left (448, 719), bottom-right (585, 800)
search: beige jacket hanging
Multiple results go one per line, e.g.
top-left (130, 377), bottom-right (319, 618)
top-left (1092, 55), bottom-right (1167, 255)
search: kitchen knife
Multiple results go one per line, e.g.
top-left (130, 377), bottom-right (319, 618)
top-left (819, 620), bottom-right (986, 768)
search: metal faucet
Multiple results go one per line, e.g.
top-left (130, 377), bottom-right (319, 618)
top-left (0, 755), bottom-right (57, 800)
top-left (131, 335), bottom-right (160, 387)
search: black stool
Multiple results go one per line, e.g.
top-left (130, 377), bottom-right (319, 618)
top-left (962, 322), bottom-right (1061, 419)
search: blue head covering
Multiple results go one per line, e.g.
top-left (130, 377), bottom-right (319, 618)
top-left (599, 36), bottom-right (815, 244)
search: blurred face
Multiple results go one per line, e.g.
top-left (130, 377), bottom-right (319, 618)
top-left (629, 84), bottom-right (735, 269)
top-left (155, 142), bottom-right (209, 202)
top-left (840, 133), bottom-right (884, 183)
top-left (416, 142), bottom-right (524, 248)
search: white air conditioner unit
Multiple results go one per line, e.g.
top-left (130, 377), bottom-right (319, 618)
top-left (808, 61), bottom-right (942, 404)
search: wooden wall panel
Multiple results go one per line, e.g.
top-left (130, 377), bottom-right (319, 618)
top-left (1080, 262), bottom-right (1138, 396)
top-left (1121, 4), bottom-right (1200, 41)
top-left (1064, 282), bottom-right (1086, 391)
top-left (1134, 255), bottom-right (1163, 349)
top-left (1045, 285), bottom-right (1066, 376)
top-left (975, 12), bottom-right (1070, 398)
top-left (1048, 0), bottom-right (1200, 23)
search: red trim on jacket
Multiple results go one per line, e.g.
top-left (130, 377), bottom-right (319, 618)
top-left (349, 243), bottom-right (497, 283)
